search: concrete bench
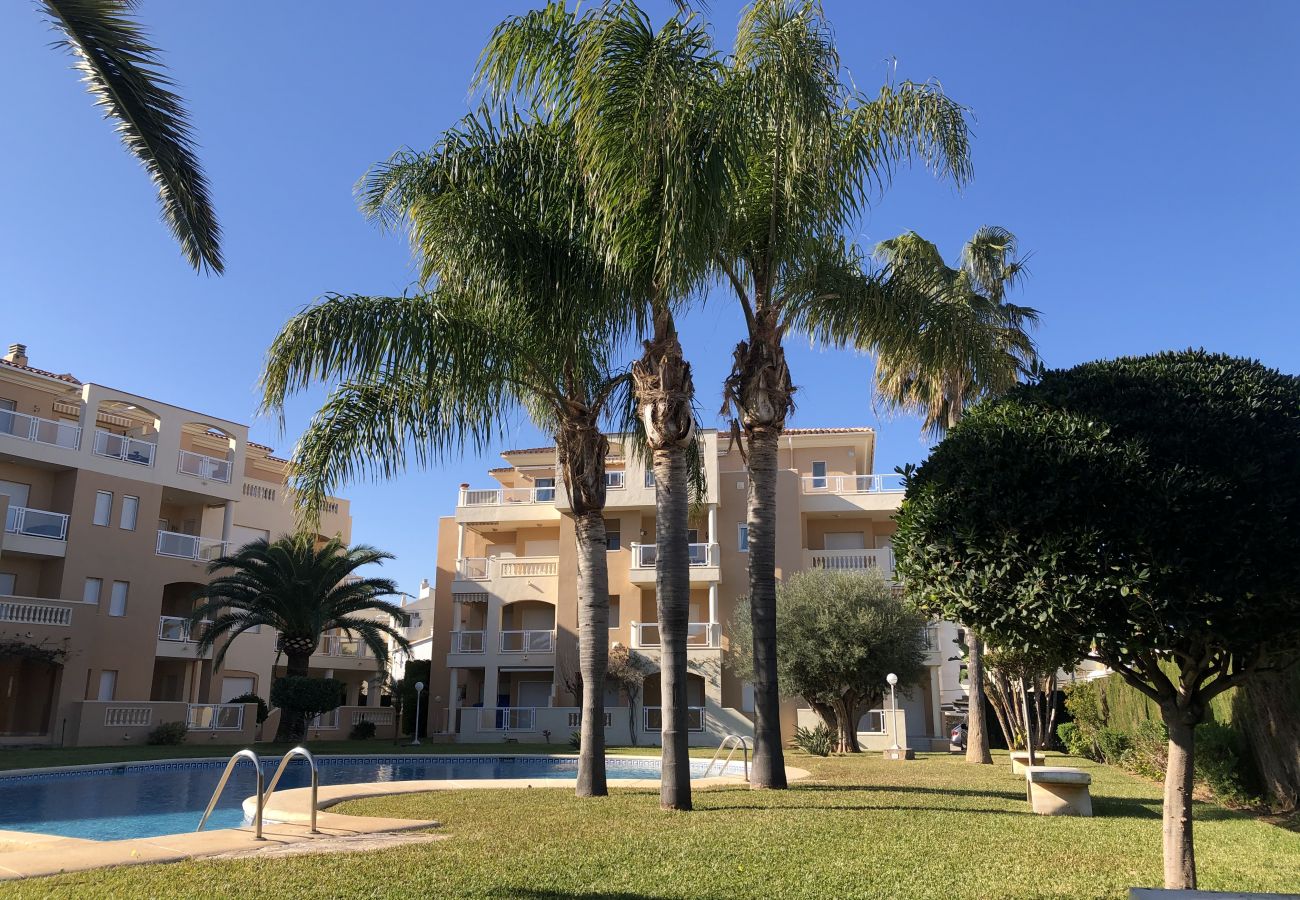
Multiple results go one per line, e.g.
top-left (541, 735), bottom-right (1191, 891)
top-left (1025, 766), bottom-right (1092, 816)
top-left (1010, 750), bottom-right (1050, 776)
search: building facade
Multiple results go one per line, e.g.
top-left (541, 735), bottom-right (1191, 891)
top-left (415, 427), bottom-right (970, 749)
top-left (0, 343), bottom-right (392, 746)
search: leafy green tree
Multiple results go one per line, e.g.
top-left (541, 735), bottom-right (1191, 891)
top-left (893, 350), bottom-right (1300, 890)
top-left (189, 535), bottom-right (409, 741)
top-left (38, 0), bottom-right (221, 272)
top-left (263, 112), bottom-right (638, 797)
top-left (729, 569), bottom-right (927, 753)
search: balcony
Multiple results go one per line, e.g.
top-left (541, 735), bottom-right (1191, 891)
top-left (803, 548), bottom-right (895, 579)
top-left (156, 529), bottom-right (227, 562)
top-left (93, 429), bottom-right (157, 467)
top-left (476, 707), bottom-right (537, 733)
top-left (453, 555), bottom-right (560, 603)
top-left (643, 705), bottom-right (705, 732)
top-left (631, 621), bottom-right (719, 650)
top-left (456, 485), bottom-right (560, 526)
top-left (500, 628), bottom-right (556, 654)
top-left (0, 595), bottom-right (74, 627)
top-left (799, 473), bottom-right (904, 514)
top-left (627, 542), bottom-right (720, 585)
top-left (186, 703), bottom-right (246, 731)
top-left (3, 506), bottom-right (69, 557)
top-left (177, 449), bottom-right (232, 483)
top-left (451, 630), bottom-right (486, 654)
top-left (317, 635), bottom-right (369, 659)
top-left (0, 409), bottom-right (80, 451)
top-left (156, 615), bottom-right (212, 658)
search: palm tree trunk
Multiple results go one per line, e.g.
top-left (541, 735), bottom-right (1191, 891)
top-left (574, 510), bottom-right (610, 797)
top-left (1161, 709), bottom-right (1198, 889)
top-left (746, 426), bottom-right (788, 786)
top-left (965, 630), bottom-right (993, 763)
top-left (632, 311), bottom-right (696, 812)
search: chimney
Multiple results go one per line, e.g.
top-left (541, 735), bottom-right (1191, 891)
top-left (4, 344), bottom-right (28, 367)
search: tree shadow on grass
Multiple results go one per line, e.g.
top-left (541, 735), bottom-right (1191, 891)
top-left (493, 891), bottom-right (663, 900)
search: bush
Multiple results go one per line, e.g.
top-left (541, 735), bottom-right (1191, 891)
top-left (349, 719), bottom-right (377, 741)
top-left (1119, 720), bottom-right (1169, 781)
top-left (1196, 722), bottom-right (1259, 808)
top-left (226, 692), bottom-right (269, 724)
top-left (1095, 727), bottom-right (1131, 764)
top-left (568, 731), bottom-right (580, 750)
top-left (792, 723), bottom-right (834, 757)
top-left (271, 676), bottom-right (346, 719)
top-left (1057, 722), bottom-right (1089, 758)
top-left (398, 661), bottom-right (432, 738)
top-left (146, 721), bottom-right (188, 745)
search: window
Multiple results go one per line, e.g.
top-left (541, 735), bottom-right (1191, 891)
top-left (644, 470), bottom-right (656, 488)
top-left (534, 477), bottom-right (555, 502)
top-left (92, 490), bottom-right (113, 526)
top-left (0, 572), bottom-right (14, 596)
top-left (742, 682), bottom-right (755, 713)
top-left (120, 495), bottom-right (139, 531)
top-left (83, 577), bottom-right (102, 604)
top-left (222, 676), bottom-right (255, 701)
top-left (108, 581), bottom-right (129, 617)
top-left (604, 519), bottom-right (621, 551)
top-left (608, 596), bottom-right (620, 629)
top-left (603, 471), bottom-right (625, 489)
top-left (737, 524), bottom-right (749, 552)
top-left (97, 670), bottom-right (117, 701)
top-left (811, 460), bottom-right (827, 489)
top-left (0, 399), bottom-right (14, 436)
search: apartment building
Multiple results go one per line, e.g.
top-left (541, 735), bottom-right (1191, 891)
top-left (416, 426), bottom-right (969, 749)
top-left (0, 343), bottom-right (393, 746)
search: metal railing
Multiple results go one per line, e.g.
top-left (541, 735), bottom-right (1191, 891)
top-left (306, 710), bottom-right (339, 730)
top-left (93, 429), bottom-right (156, 466)
top-left (633, 621), bottom-right (716, 649)
top-left (158, 615), bottom-right (209, 642)
top-left (177, 449), bottom-right (233, 483)
top-left (156, 529), bottom-right (228, 561)
top-left (478, 707), bottom-right (537, 732)
top-left (630, 542), bottom-right (716, 568)
top-left (643, 705), bottom-right (705, 732)
top-left (860, 709), bottom-right (888, 734)
top-left (456, 557), bottom-right (490, 580)
top-left (500, 629), bottom-right (556, 653)
top-left (197, 749), bottom-right (265, 839)
top-left (800, 473), bottom-right (904, 494)
top-left (262, 746), bottom-right (320, 834)
top-left (4, 506), bottom-right (69, 541)
top-left (702, 734), bottom-right (753, 781)
top-left (318, 635), bottom-right (367, 658)
top-left (0, 409), bottom-right (80, 450)
top-left (0, 596), bottom-right (74, 626)
top-left (451, 630), bottom-right (485, 653)
top-left (459, 486), bottom-right (555, 506)
top-left (806, 548), bottom-right (894, 575)
top-left (188, 703), bottom-right (245, 731)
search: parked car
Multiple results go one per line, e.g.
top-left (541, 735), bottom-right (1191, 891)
top-left (950, 723), bottom-right (968, 752)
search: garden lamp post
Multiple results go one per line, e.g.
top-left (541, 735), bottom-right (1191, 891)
top-left (412, 681), bottom-right (425, 746)
top-left (886, 673), bottom-right (900, 751)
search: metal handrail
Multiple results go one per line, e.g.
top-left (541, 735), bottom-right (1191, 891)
top-left (197, 749), bottom-right (265, 839)
top-left (702, 734), bottom-right (753, 781)
top-left (263, 746), bottom-right (320, 834)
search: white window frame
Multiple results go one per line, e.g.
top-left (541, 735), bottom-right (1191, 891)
top-left (120, 495), bottom-right (139, 531)
top-left (92, 490), bottom-right (113, 526)
top-left (534, 477), bottom-right (555, 502)
top-left (97, 670), bottom-right (117, 701)
top-left (605, 518), bottom-right (621, 551)
top-left (0, 572), bottom-right (15, 596)
top-left (737, 523), bottom-right (749, 552)
top-left (811, 460), bottom-right (827, 490)
top-left (83, 577), bottom-right (103, 605)
top-left (108, 581), bottom-right (129, 617)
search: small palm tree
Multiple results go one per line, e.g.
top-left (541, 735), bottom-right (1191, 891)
top-left (189, 536), bottom-right (410, 741)
top-left (38, 0), bottom-right (222, 272)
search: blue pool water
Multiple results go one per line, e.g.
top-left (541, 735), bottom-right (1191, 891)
top-left (0, 755), bottom-right (736, 841)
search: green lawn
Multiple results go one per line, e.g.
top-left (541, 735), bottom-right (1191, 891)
top-left (8, 751), bottom-right (1300, 899)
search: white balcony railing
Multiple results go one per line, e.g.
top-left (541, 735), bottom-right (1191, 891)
top-left (0, 596), bottom-right (73, 627)
top-left (500, 629), bottom-right (556, 653)
top-left (800, 473), bottom-right (904, 494)
top-left (157, 615), bottom-right (209, 642)
top-left (567, 711), bottom-right (614, 728)
top-left (459, 486), bottom-right (554, 507)
top-left (156, 529), bottom-right (228, 562)
top-left (0, 409), bottom-right (80, 450)
top-left (630, 542), bottom-right (716, 568)
top-left (633, 621), bottom-right (717, 649)
top-left (5, 506), bottom-right (69, 541)
top-left (351, 709), bottom-right (394, 727)
top-left (93, 429), bottom-right (156, 467)
top-left (306, 709), bottom-right (339, 730)
top-left (859, 709), bottom-right (888, 734)
top-left (188, 703), bottom-right (245, 731)
top-left (478, 707), bottom-right (537, 732)
top-left (105, 706), bottom-right (152, 727)
top-left (456, 556), bottom-right (558, 580)
top-left (642, 705), bottom-right (705, 732)
top-left (451, 630), bottom-right (486, 653)
top-left (319, 635), bottom-right (368, 658)
top-left (806, 548), bottom-right (894, 576)
top-left (921, 625), bottom-right (940, 651)
top-left (177, 449), bottom-right (232, 483)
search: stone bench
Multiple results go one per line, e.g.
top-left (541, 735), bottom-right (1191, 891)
top-left (1010, 750), bottom-right (1050, 776)
top-left (1025, 766), bottom-right (1092, 816)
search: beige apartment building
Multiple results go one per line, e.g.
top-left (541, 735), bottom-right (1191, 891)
top-left (414, 427), bottom-right (970, 749)
top-left (0, 344), bottom-right (395, 747)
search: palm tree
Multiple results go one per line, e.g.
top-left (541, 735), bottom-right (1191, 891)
top-left (189, 535), bottom-right (409, 741)
top-left (869, 225), bottom-right (1039, 764)
top-left (38, 0), bottom-right (222, 272)
top-left (476, 2), bottom-right (728, 810)
top-left (262, 112), bottom-right (638, 796)
top-left (712, 0), bottom-right (972, 787)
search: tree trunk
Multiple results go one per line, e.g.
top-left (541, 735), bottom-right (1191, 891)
top-left (832, 696), bottom-right (861, 753)
top-left (274, 649), bottom-right (312, 742)
top-left (632, 315), bottom-right (696, 812)
top-left (964, 630), bottom-right (993, 763)
top-left (574, 511), bottom-right (610, 797)
top-left (1161, 711), bottom-right (1198, 889)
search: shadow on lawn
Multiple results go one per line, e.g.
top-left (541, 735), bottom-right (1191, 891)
top-left (494, 891), bottom-right (662, 900)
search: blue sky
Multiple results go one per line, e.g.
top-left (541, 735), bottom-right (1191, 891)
top-left (3, 2), bottom-right (1298, 595)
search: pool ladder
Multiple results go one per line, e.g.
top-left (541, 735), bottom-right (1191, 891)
top-left (702, 734), bottom-right (753, 781)
top-left (196, 746), bottom-right (320, 839)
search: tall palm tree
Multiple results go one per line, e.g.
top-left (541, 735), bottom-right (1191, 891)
top-left (476, 1), bottom-right (728, 810)
top-left (713, 0), bottom-right (972, 787)
top-left (262, 112), bottom-right (639, 797)
top-left (189, 535), bottom-right (409, 741)
top-left (38, 0), bottom-right (222, 272)
top-left (869, 225), bottom-right (1039, 764)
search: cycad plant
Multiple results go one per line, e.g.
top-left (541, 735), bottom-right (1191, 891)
top-left (262, 111), bottom-right (639, 796)
top-left (189, 535), bottom-right (408, 741)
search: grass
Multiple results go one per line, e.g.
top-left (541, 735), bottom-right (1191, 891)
top-left (7, 750), bottom-right (1299, 899)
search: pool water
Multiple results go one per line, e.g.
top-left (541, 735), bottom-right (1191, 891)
top-left (0, 755), bottom-right (735, 841)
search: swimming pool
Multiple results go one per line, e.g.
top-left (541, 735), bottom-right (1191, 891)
top-left (0, 755), bottom-right (741, 841)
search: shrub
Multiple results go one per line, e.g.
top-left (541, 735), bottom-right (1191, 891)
top-left (1196, 722), bottom-right (1259, 808)
top-left (1057, 722), bottom-right (1089, 758)
top-left (398, 661), bottom-right (432, 738)
top-left (349, 719), bottom-right (377, 741)
top-left (1120, 720), bottom-right (1169, 781)
top-left (146, 721), bottom-right (188, 745)
top-left (1095, 727), bottom-right (1131, 764)
top-left (568, 731), bottom-right (580, 750)
top-left (271, 676), bottom-right (345, 720)
top-left (792, 723), bottom-right (834, 757)
top-left (226, 692), bottom-right (269, 724)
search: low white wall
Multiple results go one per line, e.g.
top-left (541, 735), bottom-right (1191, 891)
top-left (455, 704), bottom-right (753, 747)
top-left (794, 706), bottom-right (908, 750)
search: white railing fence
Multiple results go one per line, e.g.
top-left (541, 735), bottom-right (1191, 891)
top-left (500, 629), bottom-right (556, 653)
top-left (351, 709), bottom-right (395, 727)
top-left (93, 429), bottom-right (156, 466)
top-left (633, 621), bottom-right (717, 649)
top-left (456, 557), bottom-right (490, 580)
top-left (498, 557), bottom-right (559, 578)
top-left (459, 486), bottom-right (554, 506)
top-left (318, 635), bottom-right (368, 658)
top-left (0, 597), bottom-right (73, 626)
top-left (306, 710), bottom-right (340, 730)
top-left (567, 711), bottom-right (614, 728)
top-left (0, 409), bottom-right (80, 450)
top-left (156, 530), bottom-right (228, 562)
top-left (4, 506), bottom-right (69, 540)
top-left (800, 473), bottom-right (905, 494)
top-left (104, 706), bottom-right (153, 727)
top-left (806, 548), bottom-right (895, 574)
top-left (478, 707), bottom-right (537, 732)
top-left (451, 630), bottom-right (486, 653)
top-left (188, 703), bottom-right (245, 731)
top-left (177, 449), bottom-right (233, 483)
top-left (859, 709), bottom-right (888, 734)
top-left (631, 542), bottom-right (716, 568)
top-left (642, 706), bottom-right (705, 732)
top-left (157, 615), bottom-right (208, 643)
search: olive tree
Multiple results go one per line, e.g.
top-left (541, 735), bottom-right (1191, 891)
top-left (729, 569), bottom-right (927, 753)
top-left (894, 350), bottom-right (1300, 890)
